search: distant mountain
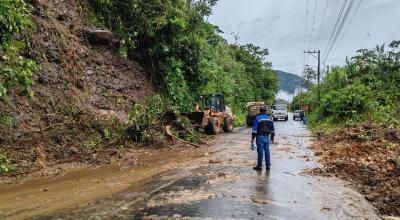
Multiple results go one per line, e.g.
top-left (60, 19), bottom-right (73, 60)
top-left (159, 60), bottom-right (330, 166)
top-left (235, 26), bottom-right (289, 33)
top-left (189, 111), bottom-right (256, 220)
top-left (275, 70), bottom-right (306, 94)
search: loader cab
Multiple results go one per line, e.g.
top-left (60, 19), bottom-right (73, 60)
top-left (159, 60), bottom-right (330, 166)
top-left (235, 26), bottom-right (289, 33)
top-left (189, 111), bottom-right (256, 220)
top-left (200, 93), bottom-right (226, 112)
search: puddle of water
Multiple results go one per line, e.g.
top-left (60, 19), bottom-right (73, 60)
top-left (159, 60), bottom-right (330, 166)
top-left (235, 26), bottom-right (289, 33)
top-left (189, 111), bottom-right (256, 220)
top-left (0, 147), bottom-right (209, 220)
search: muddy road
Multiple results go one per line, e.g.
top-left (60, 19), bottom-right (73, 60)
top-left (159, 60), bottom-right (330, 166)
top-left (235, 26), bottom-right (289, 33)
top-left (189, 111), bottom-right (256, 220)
top-left (1, 114), bottom-right (380, 219)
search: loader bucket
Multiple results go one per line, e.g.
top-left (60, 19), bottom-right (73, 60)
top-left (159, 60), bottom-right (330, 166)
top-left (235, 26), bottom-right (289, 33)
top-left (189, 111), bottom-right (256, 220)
top-left (182, 112), bottom-right (207, 128)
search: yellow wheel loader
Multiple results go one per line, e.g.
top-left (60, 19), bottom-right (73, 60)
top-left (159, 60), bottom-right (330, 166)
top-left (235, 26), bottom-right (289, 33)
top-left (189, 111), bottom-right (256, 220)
top-left (183, 93), bottom-right (234, 135)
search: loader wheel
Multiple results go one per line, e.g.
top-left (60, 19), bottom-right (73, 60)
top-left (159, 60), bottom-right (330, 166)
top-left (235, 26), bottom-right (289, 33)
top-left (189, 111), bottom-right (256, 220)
top-left (223, 116), bottom-right (234, 132)
top-left (206, 117), bottom-right (219, 135)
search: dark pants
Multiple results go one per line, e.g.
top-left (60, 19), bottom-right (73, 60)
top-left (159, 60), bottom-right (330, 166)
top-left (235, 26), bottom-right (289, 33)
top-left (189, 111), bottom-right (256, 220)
top-left (302, 116), bottom-right (307, 125)
top-left (256, 135), bottom-right (271, 168)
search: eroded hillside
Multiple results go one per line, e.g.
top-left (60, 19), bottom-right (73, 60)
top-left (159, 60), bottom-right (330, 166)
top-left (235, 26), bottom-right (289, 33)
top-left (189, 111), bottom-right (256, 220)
top-left (1, 0), bottom-right (153, 176)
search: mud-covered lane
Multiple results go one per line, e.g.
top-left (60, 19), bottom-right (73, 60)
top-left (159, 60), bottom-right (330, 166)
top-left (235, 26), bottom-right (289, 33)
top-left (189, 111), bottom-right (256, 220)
top-left (37, 114), bottom-right (380, 220)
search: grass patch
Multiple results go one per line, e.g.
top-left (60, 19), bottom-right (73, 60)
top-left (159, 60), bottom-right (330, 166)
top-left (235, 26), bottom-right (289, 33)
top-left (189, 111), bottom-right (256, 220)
top-left (0, 155), bottom-right (10, 174)
top-left (0, 113), bottom-right (13, 129)
top-left (234, 111), bottom-right (246, 127)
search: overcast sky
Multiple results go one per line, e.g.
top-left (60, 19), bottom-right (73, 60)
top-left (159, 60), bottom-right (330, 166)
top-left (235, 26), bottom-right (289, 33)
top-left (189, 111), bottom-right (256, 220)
top-left (209, 0), bottom-right (400, 76)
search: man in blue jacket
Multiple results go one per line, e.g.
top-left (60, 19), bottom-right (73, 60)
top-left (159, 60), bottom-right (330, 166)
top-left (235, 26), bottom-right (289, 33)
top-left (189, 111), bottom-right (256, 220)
top-left (251, 106), bottom-right (275, 171)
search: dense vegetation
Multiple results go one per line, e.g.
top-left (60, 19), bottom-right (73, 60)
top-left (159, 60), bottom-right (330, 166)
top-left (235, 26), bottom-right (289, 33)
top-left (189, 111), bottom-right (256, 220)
top-left (1, 0), bottom-right (278, 161)
top-left (0, 0), bottom-right (37, 98)
top-left (292, 41), bottom-right (400, 130)
top-left (276, 70), bottom-right (306, 94)
top-left (1, 0), bottom-right (278, 113)
top-left (89, 0), bottom-right (278, 112)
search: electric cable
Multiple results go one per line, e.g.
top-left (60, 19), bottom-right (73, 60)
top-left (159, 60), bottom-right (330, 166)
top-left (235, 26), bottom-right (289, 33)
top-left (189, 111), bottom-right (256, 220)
top-left (315, 0), bottom-right (329, 50)
top-left (308, 0), bottom-right (319, 51)
top-left (323, 0), bottom-right (348, 60)
top-left (324, 0), bottom-right (356, 63)
top-left (329, 0), bottom-right (363, 59)
top-left (304, 0), bottom-right (310, 68)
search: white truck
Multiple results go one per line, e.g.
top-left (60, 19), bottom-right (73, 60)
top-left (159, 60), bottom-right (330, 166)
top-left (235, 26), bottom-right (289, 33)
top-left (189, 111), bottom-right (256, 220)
top-left (272, 103), bottom-right (288, 121)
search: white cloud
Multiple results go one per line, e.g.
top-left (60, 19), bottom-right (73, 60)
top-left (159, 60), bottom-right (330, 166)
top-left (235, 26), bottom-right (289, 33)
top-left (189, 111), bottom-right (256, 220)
top-left (209, 0), bottom-right (400, 75)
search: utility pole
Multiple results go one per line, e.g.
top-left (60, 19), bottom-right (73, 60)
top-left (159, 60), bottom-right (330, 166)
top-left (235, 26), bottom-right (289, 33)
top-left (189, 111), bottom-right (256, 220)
top-left (304, 50), bottom-right (321, 105)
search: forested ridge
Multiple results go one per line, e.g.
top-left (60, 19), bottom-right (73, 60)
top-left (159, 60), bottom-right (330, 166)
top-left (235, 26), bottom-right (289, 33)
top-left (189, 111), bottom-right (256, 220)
top-left (276, 70), bottom-right (306, 94)
top-left (0, 0), bottom-right (277, 175)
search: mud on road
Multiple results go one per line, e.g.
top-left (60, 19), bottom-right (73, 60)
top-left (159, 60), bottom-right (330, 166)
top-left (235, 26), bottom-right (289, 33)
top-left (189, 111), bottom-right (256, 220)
top-left (312, 124), bottom-right (400, 216)
top-left (1, 115), bottom-right (380, 219)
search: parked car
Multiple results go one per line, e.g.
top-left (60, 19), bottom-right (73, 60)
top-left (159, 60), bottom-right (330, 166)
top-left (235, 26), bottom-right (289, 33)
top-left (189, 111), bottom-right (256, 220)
top-left (293, 110), bottom-right (301, 120)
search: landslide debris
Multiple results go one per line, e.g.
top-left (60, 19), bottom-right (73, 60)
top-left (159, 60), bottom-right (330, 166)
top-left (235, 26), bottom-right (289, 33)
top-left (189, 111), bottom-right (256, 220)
top-left (1, 0), bottom-right (154, 177)
top-left (312, 124), bottom-right (400, 216)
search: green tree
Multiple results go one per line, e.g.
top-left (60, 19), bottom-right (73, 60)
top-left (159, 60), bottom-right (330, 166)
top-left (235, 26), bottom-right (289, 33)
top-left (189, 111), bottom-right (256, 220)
top-left (303, 66), bottom-right (316, 90)
top-left (90, 0), bottom-right (278, 112)
top-left (0, 0), bottom-right (37, 97)
top-left (293, 40), bottom-right (400, 128)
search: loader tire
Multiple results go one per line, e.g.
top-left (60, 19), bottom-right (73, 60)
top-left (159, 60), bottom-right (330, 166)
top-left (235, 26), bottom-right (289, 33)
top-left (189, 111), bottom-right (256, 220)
top-left (223, 116), bottom-right (234, 133)
top-left (206, 117), bottom-right (219, 135)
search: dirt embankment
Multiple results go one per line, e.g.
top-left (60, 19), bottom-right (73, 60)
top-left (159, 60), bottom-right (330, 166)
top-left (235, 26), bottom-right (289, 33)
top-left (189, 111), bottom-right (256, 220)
top-left (312, 124), bottom-right (400, 216)
top-left (0, 0), bottom-right (154, 179)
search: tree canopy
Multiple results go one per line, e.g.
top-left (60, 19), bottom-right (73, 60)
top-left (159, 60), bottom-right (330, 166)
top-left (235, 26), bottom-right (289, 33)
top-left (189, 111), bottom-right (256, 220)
top-left (90, 0), bottom-right (278, 111)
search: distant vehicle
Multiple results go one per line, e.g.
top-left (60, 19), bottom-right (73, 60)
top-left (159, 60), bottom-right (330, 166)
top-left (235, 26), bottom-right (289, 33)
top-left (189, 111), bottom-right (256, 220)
top-left (293, 110), bottom-right (301, 120)
top-left (245, 102), bottom-right (270, 126)
top-left (272, 104), bottom-right (288, 121)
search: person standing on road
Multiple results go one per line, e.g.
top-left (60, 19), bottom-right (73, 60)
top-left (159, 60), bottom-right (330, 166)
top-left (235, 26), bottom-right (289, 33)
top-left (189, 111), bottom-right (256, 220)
top-left (300, 110), bottom-right (307, 125)
top-left (251, 106), bottom-right (275, 171)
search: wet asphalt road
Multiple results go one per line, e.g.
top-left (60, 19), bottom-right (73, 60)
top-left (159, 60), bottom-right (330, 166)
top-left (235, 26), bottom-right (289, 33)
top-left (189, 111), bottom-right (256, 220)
top-left (36, 114), bottom-right (380, 220)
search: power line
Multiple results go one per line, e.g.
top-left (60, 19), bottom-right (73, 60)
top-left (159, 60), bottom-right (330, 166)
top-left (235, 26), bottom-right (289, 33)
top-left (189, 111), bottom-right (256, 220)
top-left (308, 0), bottom-right (319, 51)
top-left (307, 0), bottom-right (317, 65)
top-left (315, 0), bottom-right (329, 50)
top-left (329, 0), bottom-right (363, 59)
top-left (323, 0), bottom-right (348, 61)
top-left (303, 0), bottom-right (310, 68)
top-left (326, 0), bottom-right (355, 57)
top-left (324, 0), bottom-right (356, 63)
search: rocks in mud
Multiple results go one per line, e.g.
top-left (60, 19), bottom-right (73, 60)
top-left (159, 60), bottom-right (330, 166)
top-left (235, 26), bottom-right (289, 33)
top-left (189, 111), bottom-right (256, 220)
top-left (320, 207), bottom-right (332, 211)
top-left (250, 196), bottom-right (270, 204)
top-left (209, 159), bottom-right (222, 164)
top-left (57, 9), bottom-right (69, 21)
top-left (384, 129), bottom-right (400, 142)
top-left (217, 172), bottom-right (226, 177)
top-left (85, 29), bottom-right (119, 46)
top-left (312, 128), bottom-right (400, 216)
top-left (390, 167), bottom-right (400, 177)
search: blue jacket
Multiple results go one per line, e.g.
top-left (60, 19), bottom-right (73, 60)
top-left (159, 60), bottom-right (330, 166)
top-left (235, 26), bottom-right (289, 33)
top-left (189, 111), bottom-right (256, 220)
top-left (252, 114), bottom-right (275, 139)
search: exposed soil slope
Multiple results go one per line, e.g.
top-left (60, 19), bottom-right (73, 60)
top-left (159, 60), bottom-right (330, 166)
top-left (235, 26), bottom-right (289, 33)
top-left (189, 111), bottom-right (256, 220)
top-left (0, 0), bottom-right (153, 177)
top-left (312, 124), bottom-right (400, 216)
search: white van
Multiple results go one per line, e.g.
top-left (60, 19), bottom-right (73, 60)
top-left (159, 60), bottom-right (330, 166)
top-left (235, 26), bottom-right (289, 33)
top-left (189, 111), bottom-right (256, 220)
top-left (272, 104), bottom-right (288, 121)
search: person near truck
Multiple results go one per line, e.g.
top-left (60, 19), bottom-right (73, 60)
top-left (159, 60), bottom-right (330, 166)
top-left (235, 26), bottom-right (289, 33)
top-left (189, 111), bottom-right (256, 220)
top-left (300, 110), bottom-right (307, 125)
top-left (251, 106), bottom-right (275, 171)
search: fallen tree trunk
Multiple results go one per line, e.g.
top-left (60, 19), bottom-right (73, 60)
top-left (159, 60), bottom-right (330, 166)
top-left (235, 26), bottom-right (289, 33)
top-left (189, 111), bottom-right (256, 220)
top-left (165, 125), bottom-right (201, 148)
top-left (182, 127), bottom-right (210, 146)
